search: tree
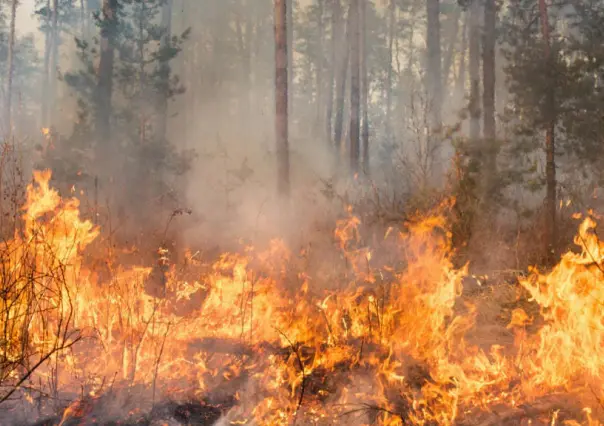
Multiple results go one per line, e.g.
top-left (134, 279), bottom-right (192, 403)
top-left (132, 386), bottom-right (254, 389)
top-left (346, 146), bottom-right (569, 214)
top-left (41, 0), bottom-right (52, 126)
top-left (96, 0), bottom-right (117, 151)
top-left (360, 0), bottom-right (369, 174)
top-left (49, 0), bottom-right (59, 124)
top-left (538, 0), bottom-right (556, 259)
top-left (468, 0), bottom-right (480, 141)
top-left (482, 0), bottom-right (497, 200)
top-left (325, 0), bottom-right (341, 148)
top-left (426, 0), bottom-right (442, 128)
top-left (157, 0), bottom-right (174, 141)
top-left (287, 0), bottom-right (294, 121)
top-left (61, 0), bottom-right (191, 231)
top-left (35, 0), bottom-right (83, 126)
top-left (3, 0), bottom-right (17, 137)
top-left (482, 0), bottom-right (496, 141)
top-left (349, 0), bottom-right (361, 174)
top-left (275, 0), bottom-right (290, 196)
top-left (385, 0), bottom-right (395, 146)
top-left (333, 4), bottom-right (350, 157)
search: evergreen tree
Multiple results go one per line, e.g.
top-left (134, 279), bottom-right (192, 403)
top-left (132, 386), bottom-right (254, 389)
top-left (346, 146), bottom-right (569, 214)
top-left (61, 0), bottom-right (192, 232)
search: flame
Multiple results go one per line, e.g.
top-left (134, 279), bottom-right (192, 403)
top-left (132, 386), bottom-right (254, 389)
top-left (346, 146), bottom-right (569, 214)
top-left (1, 171), bottom-right (603, 424)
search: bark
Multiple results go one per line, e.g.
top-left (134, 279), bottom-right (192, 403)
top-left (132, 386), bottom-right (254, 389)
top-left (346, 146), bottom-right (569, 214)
top-left (287, 0), bottom-right (294, 119)
top-left (275, 0), bottom-right (290, 197)
top-left (539, 0), bottom-right (556, 260)
top-left (482, 0), bottom-right (496, 141)
top-left (42, 0), bottom-right (52, 127)
top-left (442, 5), bottom-right (461, 92)
top-left (349, 0), bottom-right (361, 174)
top-left (455, 12), bottom-right (468, 100)
top-left (325, 0), bottom-right (341, 147)
top-left (4, 0), bottom-right (17, 136)
top-left (426, 0), bottom-right (442, 128)
top-left (361, 0), bottom-right (369, 174)
top-left (385, 0), bottom-right (395, 144)
top-left (468, 0), bottom-right (481, 142)
top-left (244, 0), bottom-right (254, 117)
top-left (97, 0), bottom-right (118, 150)
top-left (315, 0), bottom-right (325, 137)
top-left (49, 0), bottom-right (59, 125)
top-left (157, 0), bottom-right (174, 141)
top-left (333, 5), bottom-right (350, 156)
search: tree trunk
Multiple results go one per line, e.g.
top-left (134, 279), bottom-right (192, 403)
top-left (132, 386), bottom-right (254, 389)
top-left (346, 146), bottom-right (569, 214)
top-left (333, 5), bottom-right (350, 157)
top-left (482, 0), bottom-right (495, 141)
top-left (286, 0), bottom-right (294, 122)
top-left (468, 0), bottom-right (481, 142)
top-left (455, 12), bottom-right (468, 101)
top-left (442, 5), bottom-right (461, 92)
top-left (42, 0), bottom-right (52, 127)
top-left (275, 0), bottom-right (290, 197)
top-left (4, 0), bottom-right (17, 136)
top-left (315, 0), bottom-right (325, 137)
top-left (325, 0), bottom-right (341, 147)
top-left (49, 0), bottom-right (59, 125)
top-left (539, 0), bottom-right (556, 260)
top-left (97, 0), bottom-right (118, 151)
top-left (426, 0), bottom-right (442, 128)
top-left (157, 0), bottom-right (173, 141)
top-left (385, 0), bottom-right (395, 145)
top-left (349, 0), bottom-right (361, 174)
top-left (361, 0), bottom-right (369, 174)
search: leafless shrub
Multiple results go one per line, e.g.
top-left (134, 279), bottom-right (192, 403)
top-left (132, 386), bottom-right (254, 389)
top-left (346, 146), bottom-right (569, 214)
top-left (0, 190), bottom-right (83, 406)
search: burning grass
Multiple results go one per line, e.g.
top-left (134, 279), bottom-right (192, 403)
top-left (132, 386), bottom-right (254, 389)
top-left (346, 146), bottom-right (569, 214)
top-left (0, 171), bottom-right (603, 425)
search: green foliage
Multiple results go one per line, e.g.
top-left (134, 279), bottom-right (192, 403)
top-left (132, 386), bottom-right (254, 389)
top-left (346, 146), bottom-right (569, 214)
top-left (58, 0), bottom-right (194, 229)
top-left (501, 0), bottom-right (604, 186)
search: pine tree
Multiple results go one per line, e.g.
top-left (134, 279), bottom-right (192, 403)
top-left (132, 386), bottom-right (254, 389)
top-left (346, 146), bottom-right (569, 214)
top-left (3, 0), bottom-right (17, 136)
top-left (349, 0), bottom-right (361, 174)
top-left (275, 0), bottom-right (290, 196)
top-left (62, 0), bottom-right (191, 228)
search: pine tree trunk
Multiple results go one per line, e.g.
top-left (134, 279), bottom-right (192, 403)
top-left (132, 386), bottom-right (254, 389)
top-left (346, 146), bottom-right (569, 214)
top-left (468, 0), bottom-right (481, 141)
top-left (325, 0), bottom-right (341, 147)
top-left (4, 0), bottom-right (17, 136)
top-left (539, 0), bottom-right (556, 260)
top-left (49, 0), bottom-right (59, 125)
top-left (455, 12), bottom-right (468, 101)
top-left (442, 5), bottom-right (461, 92)
top-left (480, 0), bottom-right (497, 212)
top-left (157, 0), bottom-right (173, 141)
top-left (315, 0), bottom-right (325, 137)
top-left (385, 0), bottom-right (395, 145)
top-left (97, 0), bottom-right (118, 148)
top-left (361, 0), bottom-right (369, 174)
top-left (275, 0), bottom-right (290, 197)
top-left (333, 6), bottom-right (350, 158)
top-left (244, 0), bottom-right (254, 118)
top-left (482, 0), bottom-right (495, 141)
top-left (426, 0), bottom-right (442, 128)
top-left (42, 0), bottom-right (52, 127)
top-left (286, 0), bottom-right (294, 122)
top-left (349, 0), bottom-right (361, 174)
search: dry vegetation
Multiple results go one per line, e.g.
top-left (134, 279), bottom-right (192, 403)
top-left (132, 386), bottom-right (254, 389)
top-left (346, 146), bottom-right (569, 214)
top-left (0, 168), bottom-right (600, 425)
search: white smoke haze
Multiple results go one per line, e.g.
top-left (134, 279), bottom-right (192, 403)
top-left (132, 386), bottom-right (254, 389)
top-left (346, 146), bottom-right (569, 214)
top-left (5, 0), bottom-right (604, 425)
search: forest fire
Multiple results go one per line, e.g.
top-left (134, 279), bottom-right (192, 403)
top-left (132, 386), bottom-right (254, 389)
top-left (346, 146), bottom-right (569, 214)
top-left (0, 171), bottom-right (602, 425)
